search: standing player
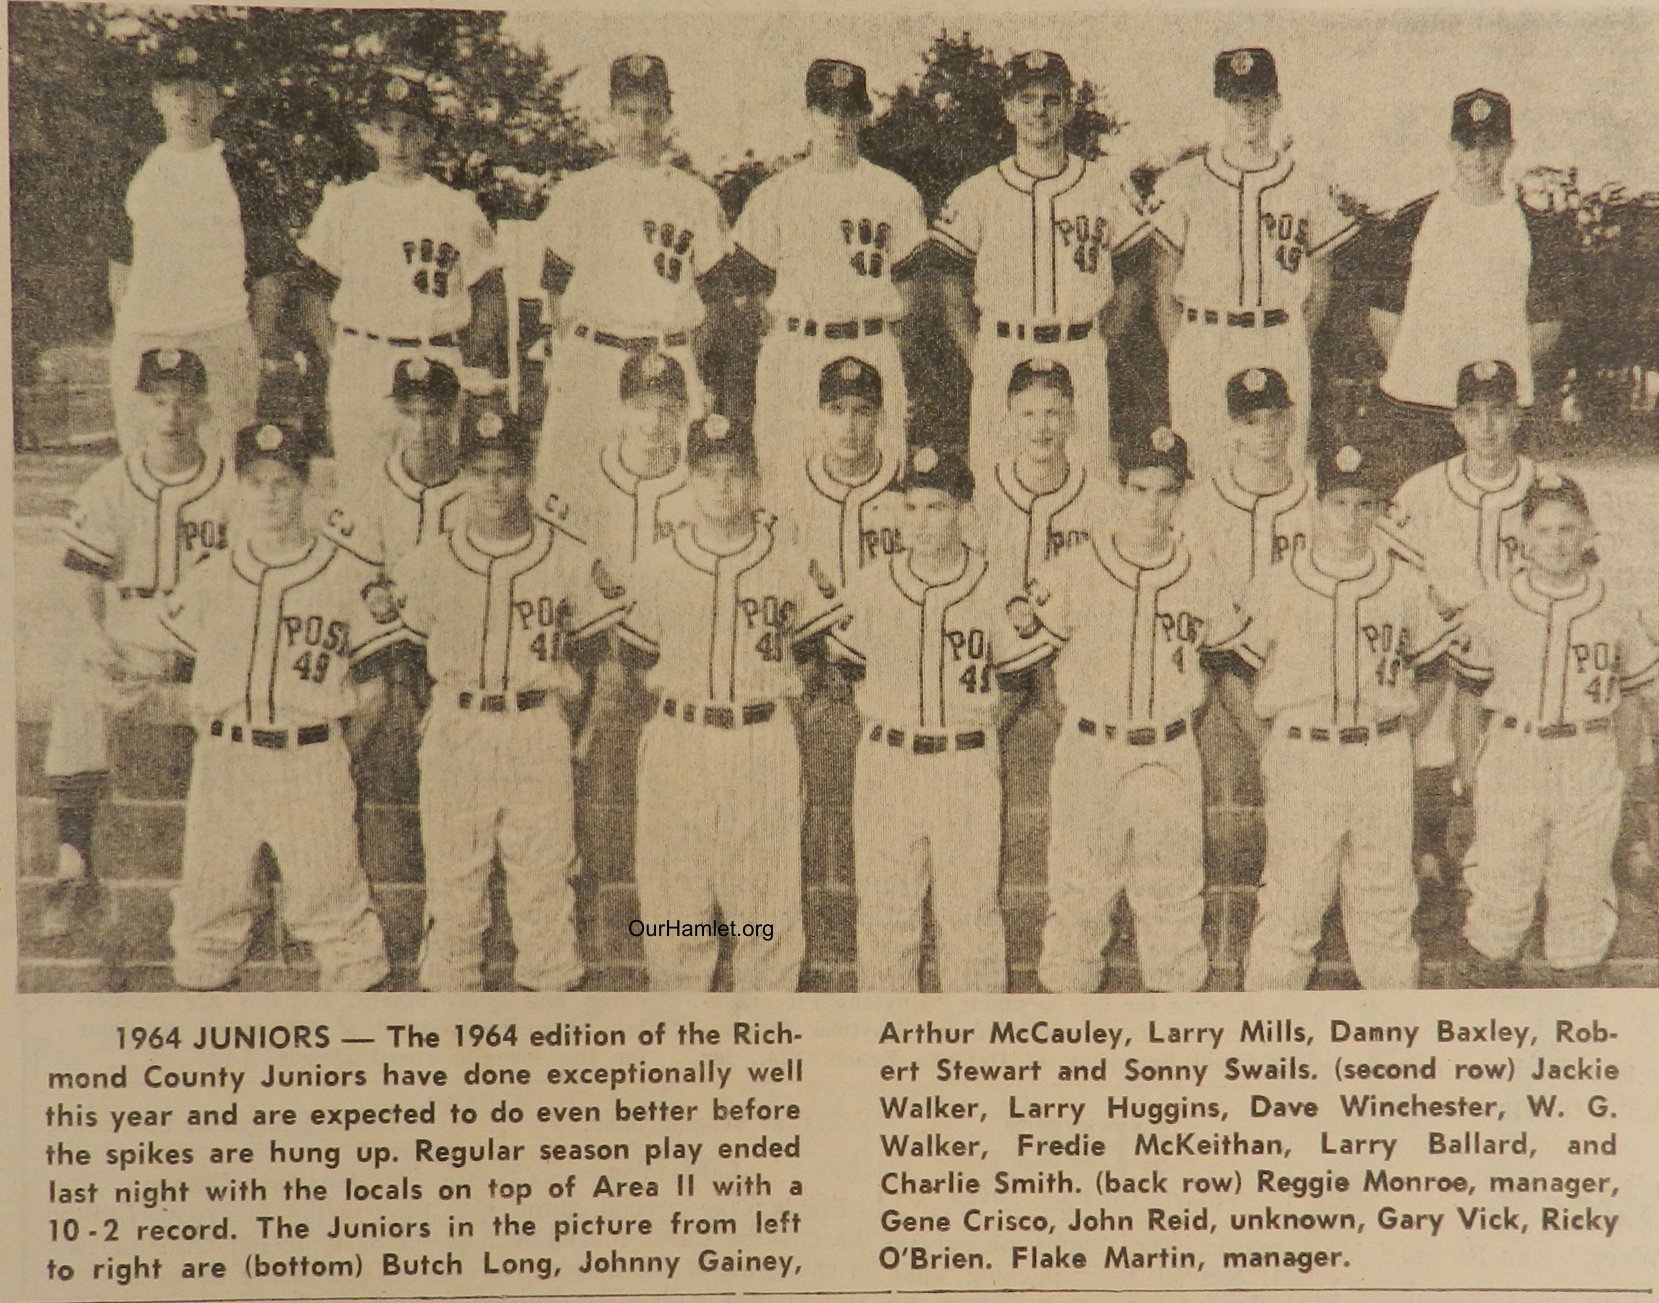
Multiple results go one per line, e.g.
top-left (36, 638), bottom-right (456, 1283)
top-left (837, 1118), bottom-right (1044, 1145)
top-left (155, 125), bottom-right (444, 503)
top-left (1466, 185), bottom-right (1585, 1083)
top-left (930, 50), bottom-right (1152, 482)
top-left (1228, 440), bottom-right (1460, 990)
top-left (158, 421), bottom-right (403, 991)
top-left (39, 349), bottom-right (233, 939)
top-left (617, 414), bottom-right (846, 992)
top-left (1451, 475), bottom-right (1657, 986)
top-left (828, 447), bottom-right (1051, 992)
top-left (1148, 47), bottom-right (1356, 471)
top-left (1031, 425), bottom-right (1242, 993)
top-left (392, 405), bottom-right (632, 992)
top-left (726, 58), bottom-right (927, 477)
top-left (535, 55), bottom-right (731, 493)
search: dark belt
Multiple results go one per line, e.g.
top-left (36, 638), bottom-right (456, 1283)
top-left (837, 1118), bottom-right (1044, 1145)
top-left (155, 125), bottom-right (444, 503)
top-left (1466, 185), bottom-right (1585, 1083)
top-left (1285, 717), bottom-right (1403, 743)
top-left (115, 586), bottom-right (157, 600)
top-left (1501, 715), bottom-right (1612, 739)
top-left (661, 698), bottom-right (776, 728)
top-left (787, 316), bottom-right (885, 339)
top-left (208, 720), bottom-right (332, 748)
top-left (995, 320), bottom-right (1094, 343)
top-left (573, 324), bottom-right (689, 350)
top-left (1185, 307), bottom-right (1290, 328)
top-left (1075, 717), bottom-right (1189, 746)
top-left (869, 723), bottom-right (986, 754)
top-left (457, 689), bottom-right (549, 713)
top-left (341, 326), bottom-right (458, 348)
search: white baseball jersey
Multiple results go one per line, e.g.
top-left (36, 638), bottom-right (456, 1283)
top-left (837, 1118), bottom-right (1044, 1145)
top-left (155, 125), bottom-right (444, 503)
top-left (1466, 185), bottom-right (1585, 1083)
top-left (978, 458), bottom-right (1112, 583)
top-left (933, 155), bottom-right (1150, 322)
top-left (324, 453), bottom-right (467, 569)
top-left (539, 159), bottom-right (732, 334)
top-left (1183, 464), bottom-right (1312, 595)
top-left (161, 536), bottom-right (408, 727)
top-left (541, 439), bottom-right (689, 568)
top-left (732, 157), bottom-right (927, 320)
top-left (782, 450), bottom-right (905, 588)
top-left (617, 518), bottom-right (846, 704)
top-left (1147, 148), bottom-right (1355, 312)
top-left (1378, 455), bottom-right (1537, 614)
top-left (301, 173), bottom-right (500, 337)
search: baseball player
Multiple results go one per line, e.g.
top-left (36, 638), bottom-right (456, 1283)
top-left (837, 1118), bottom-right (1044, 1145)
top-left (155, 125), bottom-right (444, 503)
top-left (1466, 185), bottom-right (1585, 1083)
top-left (616, 414), bottom-right (846, 991)
top-left (1148, 47), bottom-right (1356, 472)
top-left (1451, 474), bottom-right (1657, 986)
top-left (391, 405), bottom-right (632, 992)
top-left (534, 55), bottom-right (731, 494)
top-left (158, 421), bottom-right (403, 991)
top-left (931, 50), bottom-right (1151, 483)
top-left (1228, 438), bottom-right (1460, 991)
top-left (39, 348), bottom-right (233, 940)
top-left (726, 58), bottom-right (927, 477)
top-left (1031, 425), bottom-right (1243, 993)
top-left (827, 446), bottom-right (1052, 992)
top-left (298, 72), bottom-right (505, 491)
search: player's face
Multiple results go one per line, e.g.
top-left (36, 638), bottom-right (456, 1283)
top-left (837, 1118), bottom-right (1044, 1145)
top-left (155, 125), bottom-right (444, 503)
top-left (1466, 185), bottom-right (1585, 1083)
top-left (238, 459), bottom-right (308, 535)
top-left (1233, 407), bottom-right (1293, 463)
top-left (463, 450), bottom-right (532, 525)
top-left (359, 112), bottom-right (436, 175)
top-left (1002, 85), bottom-right (1073, 148)
top-left (689, 455), bottom-right (757, 526)
top-left (1008, 385), bottom-right (1074, 462)
top-left (620, 393), bottom-right (686, 448)
top-left (1450, 137), bottom-right (1513, 189)
top-left (819, 396), bottom-right (880, 462)
top-left (395, 397), bottom-right (455, 453)
top-left (807, 107), bottom-right (866, 154)
top-left (1523, 501), bottom-right (1595, 579)
top-left (151, 81), bottom-right (223, 140)
top-left (1117, 465), bottom-right (1183, 540)
top-left (1220, 92), bottom-right (1280, 142)
top-left (1316, 486), bottom-right (1386, 553)
top-left (611, 92), bottom-right (671, 160)
top-left (1452, 398), bottom-right (1519, 460)
top-left (902, 487), bottom-right (966, 554)
top-left (141, 384), bottom-right (207, 443)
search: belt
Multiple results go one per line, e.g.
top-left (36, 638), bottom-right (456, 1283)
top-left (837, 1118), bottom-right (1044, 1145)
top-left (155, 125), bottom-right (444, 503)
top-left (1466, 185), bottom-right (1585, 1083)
top-left (115, 586), bottom-right (157, 600)
top-left (1184, 307), bottom-right (1290, 328)
top-left (1075, 716), bottom-right (1189, 746)
top-left (869, 723), bottom-right (986, 755)
top-left (456, 689), bottom-right (549, 713)
top-left (572, 323), bottom-right (689, 351)
top-left (786, 316), bottom-right (886, 339)
top-left (340, 326), bottom-right (458, 348)
top-left (994, 320), bottom-right (1094, 343)
top-left (1285, 717), bottom-right (1404, 743)
top-left (661, 697), bottom-right (776, 728)
top-left (1500, 715), bottom-right (1612, 739)
top-left (207, 720), bottom-right (333, 748)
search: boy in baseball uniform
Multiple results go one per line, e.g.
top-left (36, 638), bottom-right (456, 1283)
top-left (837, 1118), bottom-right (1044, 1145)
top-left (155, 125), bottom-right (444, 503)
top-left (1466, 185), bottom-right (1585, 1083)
top-left (1229, 439), bottom-right (1459, 990)
top-left (40, 348), bottom-right (233, 940)
top-left (828, 447), bottom-right (1052, 992)
top-left (931, 50), bottom-right (1151, 484)
top-left (617, 414), bottom-right (847, 991)
top-left (392, 405), bottom-right (632, 992)
top-left (158, 421), bottom-right (403, 991)
top-left (1032, 425), bottom-right (1243, 993)
top-left (1149, 48), bottom-right (1356, 473)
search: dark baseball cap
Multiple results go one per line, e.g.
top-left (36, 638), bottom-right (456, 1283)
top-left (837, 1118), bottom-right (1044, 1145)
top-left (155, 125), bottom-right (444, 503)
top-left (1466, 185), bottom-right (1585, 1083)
top-left (234, 421), bottom-right (310, 476)
top-left (1008, 358), bottom-right (1074, 401)
top-left (806, 59), bottom-right (872, 116)
top-left (391, 357), bottom-right (460, 407)
top-left (1451, 89), bottom-right (1512, 145)
top-left (1215, 47), bottom-right (1277, 101)
top-left (151, 41), bottom-right (224, 86)
top-left (1226, 367), bottom-right (1292, 418)
top-left (1116, 425), bottom-right (1191, 480)
top-left (365, 72), bottom-right (439, 124)
top-left (820, 356), bottom-right (882, 407)
top-left (620, 351), bottom-right (687, 403)
top-left (458, 404), bottom-right (532, 465)
top-left (686, 413), bottom-right (759, 472)
top-left (1315, 440), bottom-right (1390, 496)
top-left (1004, 50), bottom-right (1072, 97)
top-left (612, 53), bottom-right (670, 103)
top-left (1455, 359), bottom-right (1519, 407)
top-left (137, 348), bottom-right (207, 394)
top-left (901, 445), bottom-right (974, 501)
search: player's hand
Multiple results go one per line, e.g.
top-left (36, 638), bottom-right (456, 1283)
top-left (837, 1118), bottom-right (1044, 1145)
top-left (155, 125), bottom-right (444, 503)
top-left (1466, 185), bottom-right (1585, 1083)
top-left (84, 632), bottom-right (125, 678)
top-left (457, 366), bottom-right (506, 397)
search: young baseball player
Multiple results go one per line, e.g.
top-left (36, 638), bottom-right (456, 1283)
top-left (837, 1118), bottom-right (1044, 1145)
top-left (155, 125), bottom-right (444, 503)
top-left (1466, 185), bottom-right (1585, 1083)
top-left (535, 55), bottom-right (731, 492)
top-left (930, 50), bottom-right (1151, 484)
top-left (1148, 47), bottom-right (1356, 473)
top-left (828, 447), bottom-right (1052, 992)
top-left (617, 414), bottom-right (846, 992)
top-left (40, 348), bottom-right (233, 940)
top-left (1031, 425), bottom-right (1242, 993)
top-left (391, 405), bottom-right (632, 992)
top-left (158, 421), bottom-right (403, 991)
top-left (726, 58), bottom-right (927, 477)
top-left (1229, 439), bottom-right (1460, 991)
top-left (298, 72), bottom-right (505, 491)
top-left (1451, 475), bottom-right (1658, 985)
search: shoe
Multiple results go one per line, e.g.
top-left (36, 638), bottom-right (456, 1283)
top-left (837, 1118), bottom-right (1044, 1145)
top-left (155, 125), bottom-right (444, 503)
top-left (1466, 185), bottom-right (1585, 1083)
top-left (1622, 839), bottom-right (1655, 888)
top-left (1548, 962), bottom-right (1608, 989)
top-left (37, 847), bottom-right (116, 940)
top-left (1415, 851), bottom-right (1443, 884)
top-left (1451, 940), bottom-right (1520, 989)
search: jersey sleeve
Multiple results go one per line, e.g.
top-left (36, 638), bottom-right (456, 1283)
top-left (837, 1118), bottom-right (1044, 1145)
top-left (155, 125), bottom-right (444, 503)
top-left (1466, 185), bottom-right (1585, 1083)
top-left (1448, 592), bottom-right (1495, 685)
top-left (297, 183), bottom-right (350, 278)
top-left (1305, 174), bottom-right (1359, 259)
top-left (1405, 569), bottom-right (1461, 668)
top-left (1376, 478), bottom-right (1427, 569)
top-left (1145, 165), bottom-right (1191, 254)
top-left (730, 177), bottom-right (781, 270)
top-left (931, 175), bottom-right (983, 262)
top-left (996, 578), bottom-right (1063, 672)
top-left (347, 560), bottom-right (412, 666)
top-left (821, 571), bottom-right (867, 665)
top-left (613, 557), bottom-right (662, 654)
top-left (564, 540), bottom-right (634, 641)
top-left (323, 495), bottom-right (383, 568)
top-left (387, 544), bottom-right (438, 640)
top-left (1108, 174), bottom-right (1153, 254)
top-left (792, 554), bottom-right (849, 644)
top-left (1198, 571), bottom-right (1249, 650)
top-left (62, 467), bottom-right (121, 581)
top-left (1618, 604), bottom-right (1659, 693)
top-left (457, 191), bottom-right (503, 286)
top-left (887, 179), bottom-right (931, 274)
top-left (536, 173), bottom-right (582, 292)
top-left (158, 561), bottom-right (211, 656)
top-left (693, 181), bottom-right (736, 278)
top-left (1220, 571), bottom-right (1273, 668)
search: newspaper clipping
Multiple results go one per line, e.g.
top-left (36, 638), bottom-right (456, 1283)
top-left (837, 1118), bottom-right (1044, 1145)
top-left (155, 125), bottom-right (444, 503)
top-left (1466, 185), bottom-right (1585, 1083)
top-left (5, 1), bottom-right (1657, 1301)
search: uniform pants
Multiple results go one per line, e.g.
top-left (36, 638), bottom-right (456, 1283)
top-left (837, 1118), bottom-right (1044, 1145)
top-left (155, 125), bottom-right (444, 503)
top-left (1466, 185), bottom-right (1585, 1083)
top-left (171, 732), bottom-right (387, 991)
top-left (44, 612), bottom-right (177, 778)
top-left (327, 332), bottom-right (464, 500)
top-left (753, 326), bottom-right (906, 485)
top-left (1464, 728), bottom-right (1623, 970)
top-left (418, 704), bottom-right (584, 992)
top-left (853, 731), bottom-right (1006, 992)
top-left (1040, 723), bottom-right (1208, 993)
top-left (969, 330), bottom-right (1110, 487)
top-left (633, 712), bottom-right (804, 991)
top-left (1167, 315), bottom-right (1310, 478)
top-left (111, 317), bottom-right (258, 457)
top-left (1244, 727), bottom-right (1418, 990)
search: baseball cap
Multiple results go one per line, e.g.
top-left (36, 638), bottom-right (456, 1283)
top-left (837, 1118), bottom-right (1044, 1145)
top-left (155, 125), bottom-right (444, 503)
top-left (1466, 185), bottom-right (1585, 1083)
top-left (1116, 425), bottom-right (1191, 480)
top-left (1226, 367), bottom-right (1292, 419)
top-left (1455, 359), bottom-right (1519, 407)
top-left (806, 59), bottom-right (872, 116)
top-left (1451, 89), bottom-right (1512, 145)
top-left (1003, 50), bottom-right (1073, 97)
top-left (686, 413), bottom-right (759, 472)
top-left (458, 404), bottom-right (532, 465)
top-left (620, 351), bottom-right (687, 403)
top-left (365, 72), bottom-right (439, 125)
top-left (1315, 440), bottom-right (1390, 496)
top-left (612, 54), bottom-right (670, 103)
top-left (137, 347), bottom-right (207, 395)
top-left (1008, 358), bottom-right (1074, 401)
top-left (901, 445), bottom-right (974, 501)
top-left (151, 41), bottom-right (223, 87)
top-left (391, 357), bottom-right (460, 407)
top-left (1214, 47), bottom-right (1278, 101)
top-left (234, 421), bottom-right (310, 476)
top-left (820, 357), bottom-right (882, 407)
top-left (1522, 468), bottom-right (1590, 519)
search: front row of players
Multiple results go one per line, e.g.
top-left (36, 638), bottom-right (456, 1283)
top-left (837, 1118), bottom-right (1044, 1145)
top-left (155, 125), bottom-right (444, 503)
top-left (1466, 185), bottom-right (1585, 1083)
top-left (41, 346), bottom-right (1657, 992)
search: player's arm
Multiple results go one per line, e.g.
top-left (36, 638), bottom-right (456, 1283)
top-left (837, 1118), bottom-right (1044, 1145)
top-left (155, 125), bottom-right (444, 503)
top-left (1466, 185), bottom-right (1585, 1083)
top-left (1100, 240), bottom-right (1151, 347)
top-left (1367, 307), bottom-right (1401, 360)
top-left (938, 271), bottom-right (978, 365)
top-left (463, 269), bottom-right (509, 378)
top-left (1214, 665), bottom-right (1268, 748)
top-left (342, 674), bottom-right (388, 753)
top-left (1302, 255), bottom-right (1334, 339)
top-left (1409, 663), bottom-right (1448, 739)
top-left (108, 261), bottom-right (130, 315)
top-left (1151, 240), bottom-right (1185, 349)
top-left (1450, 678), bottom-right (1485, 799)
